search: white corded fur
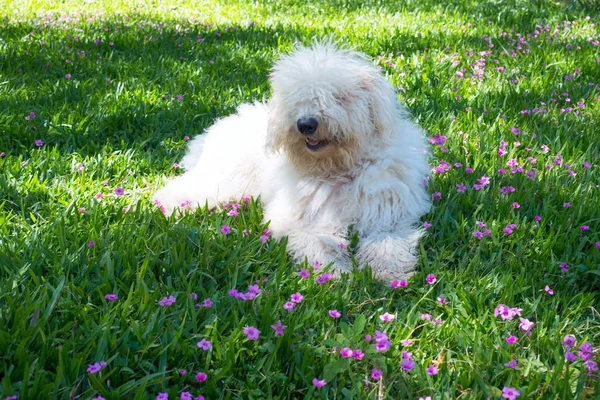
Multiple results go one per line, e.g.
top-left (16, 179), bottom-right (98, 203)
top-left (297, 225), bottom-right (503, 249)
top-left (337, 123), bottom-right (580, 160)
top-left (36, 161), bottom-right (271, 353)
top-left (154, 44), bottom-right (430, 282)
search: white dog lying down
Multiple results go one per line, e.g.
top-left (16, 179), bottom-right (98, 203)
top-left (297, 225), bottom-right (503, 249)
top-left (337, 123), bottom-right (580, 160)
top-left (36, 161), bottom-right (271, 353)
top-left (154, 44), bottom-right (430, 282)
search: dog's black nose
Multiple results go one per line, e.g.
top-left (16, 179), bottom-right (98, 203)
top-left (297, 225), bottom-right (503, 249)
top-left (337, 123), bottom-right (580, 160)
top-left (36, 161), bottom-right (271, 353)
top-left (297, 117), bottom-right (318, 135)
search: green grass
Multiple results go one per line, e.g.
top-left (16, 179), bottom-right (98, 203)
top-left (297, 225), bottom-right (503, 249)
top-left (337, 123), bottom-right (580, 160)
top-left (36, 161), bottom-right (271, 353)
top-left (1, 0), bottom-right (599, 399)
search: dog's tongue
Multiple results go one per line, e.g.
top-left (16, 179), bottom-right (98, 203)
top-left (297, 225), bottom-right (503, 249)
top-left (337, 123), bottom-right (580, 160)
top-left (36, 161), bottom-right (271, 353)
top-left (307, 139), bottom-right (320, 146)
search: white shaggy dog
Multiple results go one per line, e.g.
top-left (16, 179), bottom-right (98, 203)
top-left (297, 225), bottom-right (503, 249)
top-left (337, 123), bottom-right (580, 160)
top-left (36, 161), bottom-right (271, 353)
top-left (154, 45), bottom-right (430, 282)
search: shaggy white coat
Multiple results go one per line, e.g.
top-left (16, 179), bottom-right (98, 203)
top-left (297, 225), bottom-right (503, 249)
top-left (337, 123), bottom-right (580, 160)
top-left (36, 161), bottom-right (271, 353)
top-left (154, 45), bottom-right (430, 282)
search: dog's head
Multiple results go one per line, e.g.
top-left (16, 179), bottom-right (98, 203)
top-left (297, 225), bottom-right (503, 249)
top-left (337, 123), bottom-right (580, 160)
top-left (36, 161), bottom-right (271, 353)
top-left (266, 44), bottom-right (401, 178)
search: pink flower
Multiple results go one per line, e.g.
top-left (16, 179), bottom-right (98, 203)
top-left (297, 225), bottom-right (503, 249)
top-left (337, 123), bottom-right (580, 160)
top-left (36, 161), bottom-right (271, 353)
top-left (158, 295), bottom-right (176, 307)
top-left (243, 326), bottom-right (260, 340)
top-left (316, 272), bottom-right (333, 285)
top-left (65, 73), bottom-right (71, 79)
top-left (473, 231), bottom-right (484, 240)
top-left (197, 339), bottom-right (212, 350)
top-left (502, 387), bottom-right (520, 400)
top-left (423, 221), bottom-right (432, 228)
top-left (312, 378), bottom-right (326, 388)
top-left (512, 202), bottom-right (520, 209)
top-left (178, 369), bottom-right (187, 375)
top-left (195, 371), bottom-right (207, 382)
top-left (352, 349), bottom-right (364, 360)
top-left (580, 225), bottom-right (590, 231)
top-left (156, 393), bottom-right (168, 400)
top-left (114, 187), bottom-right (124, 196)
top-left (504, 359), bottom-right (518, 369)
top-left (329, 310), bottom-right (341, 318)
top-left (400, 339), bottom-right (414, 346)
top-left (390, 280), bottom-right (408, 289)
top-left (519, 318), bottom-right (535, 333)
top-left (283, 301), bottom-right (295, 312)
top-left (298, 268), bottom-right (310, 278)
top-left (505, 335), bottom-right (518, 345)
top-left (271, 320), bottom-right (287, 337)
top-left (437, 297), bottom-right (447, 305)
top-left (35, 139), bottom-right (44, 146)
top-left (104, 294), bottom-right (118, 301)
top-left (425, 274), bottom-right (437, 284)
top-left (340, 347), bottom-right (353, 358)
top-left (291, 292), bottom-right (304, 303)
top-left (371, 368), bottom-right (383, 380)
top-left (379, 312), bottom-right (396, 322)
top-left (221, 225), bottom-right (231, 234)
top-left (180, 393), bottom-right (192, 400)
top-left (426, 365), bottom-right (438, 375)
top-left (544, 285), bottom-right (554, 295)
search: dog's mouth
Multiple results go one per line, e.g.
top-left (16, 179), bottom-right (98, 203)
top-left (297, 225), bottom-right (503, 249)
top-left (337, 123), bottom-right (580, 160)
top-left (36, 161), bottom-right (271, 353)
top-left (305, 138), bottom-right (329, 151)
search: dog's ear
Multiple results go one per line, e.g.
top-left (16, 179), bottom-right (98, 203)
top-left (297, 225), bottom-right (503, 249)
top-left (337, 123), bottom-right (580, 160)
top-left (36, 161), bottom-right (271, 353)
top-left (265, 97), bottom-right (284, 153)
top-left (362, 72), bottom-right (399, 137)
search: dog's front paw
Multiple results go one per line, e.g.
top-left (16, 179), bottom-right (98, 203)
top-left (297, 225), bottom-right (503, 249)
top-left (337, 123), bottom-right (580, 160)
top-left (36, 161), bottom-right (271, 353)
top-left (356, 233), bottom-right (420, 283)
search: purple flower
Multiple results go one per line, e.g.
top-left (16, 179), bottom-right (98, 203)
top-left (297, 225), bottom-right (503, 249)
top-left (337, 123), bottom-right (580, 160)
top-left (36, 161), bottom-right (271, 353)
top-left (329, 309), bottom-right (341, 318)
top-left (271, 320), bottom-right (287, 337)
top-left (312, 378), bottom-right (326, 388)
top-left (502, 387), bottom-right (520, 400)
top-left (316, 272), bottom-right (333, 285)
top-left (298, 268), bottom-right (310, 278)
top-left (426, 365), bottom-right (439, 375)
top-left (195, 371), bottom-right (207, 382)
top-left (506, 335), bottom-right (518, 345)
top-left (197, 338), bottom-right (212, 350)
top-left (35, 139), bottom-right (44, 147)
top-left (339, 347), bottom-right (353, 358)
top-left (352, 349), bottom-right (364, 360)
top-left (283, 302), bottom-right (295, 312)
top-left (562, 335), bottom-right (576, 349)
top-left (504, 359), bottom-right (518, 369)
top-left (243, 326), bottom-right (260, 340)
top-left (221, 225), bottom-right (231, 234)
top-left (390, 280), bottom-right (408, 289)
top-left (519, 318), bottom-right (534, 333)
top-left (104, 294), bottom-right (118, 301)
top-left (87, 363), bottom-right (102, 373)
top-left (379, 312), bottom-right (396, 322)
top-left (401, 358), bottom-right (415, 371)
top-left (371, 368), bottom-right (383, 380)
top-left (579, 342), bottom-right (594, 360)
top-left (425, 274), bottom-right (437, 284)
top-left (156, 393), bottom-right (168, 400)
top-left (158, 295), bottom-right (176, 307)
top-left (114, 187), bottom-right (124, 196)
top-left (584, 360), bottom-right (598, 375)
top-left (565, 352), bottom-right (577, 362)
top-left (291, 292), bottom-right (304, 303)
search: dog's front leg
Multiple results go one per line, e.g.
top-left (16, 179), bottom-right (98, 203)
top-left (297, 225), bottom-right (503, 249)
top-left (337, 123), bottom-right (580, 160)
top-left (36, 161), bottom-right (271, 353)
top-left (356, 228), bottom-right (424, 282)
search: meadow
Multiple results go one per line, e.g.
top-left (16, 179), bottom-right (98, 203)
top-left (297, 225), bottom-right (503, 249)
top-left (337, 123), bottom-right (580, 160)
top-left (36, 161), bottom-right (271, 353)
top-left (0, 0), bottom-right (599, 398)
